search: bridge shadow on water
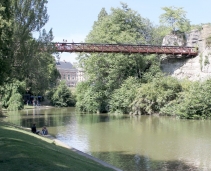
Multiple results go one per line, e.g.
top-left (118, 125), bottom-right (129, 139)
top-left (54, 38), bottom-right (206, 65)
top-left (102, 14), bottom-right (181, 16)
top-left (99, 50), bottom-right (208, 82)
top-left (91, 151), bottom-right (200, 171)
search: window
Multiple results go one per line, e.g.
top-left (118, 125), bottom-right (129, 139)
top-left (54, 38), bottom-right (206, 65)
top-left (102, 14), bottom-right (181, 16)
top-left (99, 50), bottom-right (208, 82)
top-left (63, 75), bottom-right (65, 79)
top-left (68, 75), bottom-right (70, 80)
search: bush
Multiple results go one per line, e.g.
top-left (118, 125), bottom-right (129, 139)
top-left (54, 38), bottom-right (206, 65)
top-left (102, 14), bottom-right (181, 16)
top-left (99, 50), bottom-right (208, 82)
top-left (130, 76), bottom-right (182, 115)
top-left (76, 81), bottom-right (106, 113)
top-left (109, 77), bottom-right (140, 114)
top-left (0, 80), bottom-right (25, 110)
top-left (50, 81), bottom-right (75, 107)
top-left (7, 92), bottom-right (24, 111)
top-left (161, 80), bottom-right (211, 119)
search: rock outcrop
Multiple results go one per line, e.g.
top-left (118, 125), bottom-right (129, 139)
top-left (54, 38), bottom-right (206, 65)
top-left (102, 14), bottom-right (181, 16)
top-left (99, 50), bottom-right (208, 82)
top-left (162, 31), bottom-right (186, 46)
top-left (161, 25), bottom-right (211, 81)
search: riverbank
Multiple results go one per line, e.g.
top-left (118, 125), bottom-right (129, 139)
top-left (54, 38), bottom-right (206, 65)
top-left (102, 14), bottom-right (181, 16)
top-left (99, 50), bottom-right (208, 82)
top-left (0, 121), bottom-right (121, 171)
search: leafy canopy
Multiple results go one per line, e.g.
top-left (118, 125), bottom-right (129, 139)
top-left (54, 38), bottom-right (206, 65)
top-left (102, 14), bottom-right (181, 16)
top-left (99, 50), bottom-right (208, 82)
top-left (159, 6), bottom-right (190, 32)
top-left (77, 3), bottom-right (161, 113)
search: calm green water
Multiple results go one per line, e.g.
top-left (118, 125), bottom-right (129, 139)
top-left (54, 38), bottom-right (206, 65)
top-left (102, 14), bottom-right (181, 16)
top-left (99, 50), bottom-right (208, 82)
top-left (3, 107), bottom-right (211, 171)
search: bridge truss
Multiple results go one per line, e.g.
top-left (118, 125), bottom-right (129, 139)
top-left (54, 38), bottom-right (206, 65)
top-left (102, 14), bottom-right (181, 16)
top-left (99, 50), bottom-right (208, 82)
top-left (52, 43), bottom-right (198, 57)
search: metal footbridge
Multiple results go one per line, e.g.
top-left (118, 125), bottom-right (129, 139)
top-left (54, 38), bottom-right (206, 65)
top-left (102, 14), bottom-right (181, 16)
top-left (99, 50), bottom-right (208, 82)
top-left (52, 42), bottom-right (198, 57)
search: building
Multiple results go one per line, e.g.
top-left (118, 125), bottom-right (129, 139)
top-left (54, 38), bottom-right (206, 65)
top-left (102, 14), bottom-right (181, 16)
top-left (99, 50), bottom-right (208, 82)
top-left (77, 67), bottom-right (86, 82)
top-left (56, 61), bottom-right (85, 87)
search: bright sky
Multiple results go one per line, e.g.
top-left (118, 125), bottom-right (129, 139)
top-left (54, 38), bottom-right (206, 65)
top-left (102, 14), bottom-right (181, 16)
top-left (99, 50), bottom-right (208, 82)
top-left (39, 0), bottom-right (211, 63)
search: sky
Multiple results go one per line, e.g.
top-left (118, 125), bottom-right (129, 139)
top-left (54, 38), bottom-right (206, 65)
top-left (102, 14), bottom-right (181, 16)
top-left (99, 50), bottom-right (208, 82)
top-left (38, 0), bottom-right (211, 63)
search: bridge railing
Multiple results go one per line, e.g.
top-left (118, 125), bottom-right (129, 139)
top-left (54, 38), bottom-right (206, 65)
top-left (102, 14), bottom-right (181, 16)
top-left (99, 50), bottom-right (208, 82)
top-left (51, 43), bottom-right (198, 57)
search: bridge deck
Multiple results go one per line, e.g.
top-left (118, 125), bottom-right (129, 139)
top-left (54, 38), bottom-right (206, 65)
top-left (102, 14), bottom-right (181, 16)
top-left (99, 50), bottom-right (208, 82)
top-left (52, 43), bottom-right (198, 57)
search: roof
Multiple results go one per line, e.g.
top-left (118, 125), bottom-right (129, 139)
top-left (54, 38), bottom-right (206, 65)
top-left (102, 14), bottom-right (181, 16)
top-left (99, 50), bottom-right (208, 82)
top-left (56, 61), bottom-right (76, 70)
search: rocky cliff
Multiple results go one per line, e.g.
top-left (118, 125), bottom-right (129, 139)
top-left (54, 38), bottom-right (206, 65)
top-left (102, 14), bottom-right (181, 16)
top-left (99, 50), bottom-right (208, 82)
top-left (161, 25), bottom-right (211, 81)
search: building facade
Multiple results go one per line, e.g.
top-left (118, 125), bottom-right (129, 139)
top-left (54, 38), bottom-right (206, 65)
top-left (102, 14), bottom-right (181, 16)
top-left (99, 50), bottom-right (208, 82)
top-left (56, 61), bottom-right (85, 87)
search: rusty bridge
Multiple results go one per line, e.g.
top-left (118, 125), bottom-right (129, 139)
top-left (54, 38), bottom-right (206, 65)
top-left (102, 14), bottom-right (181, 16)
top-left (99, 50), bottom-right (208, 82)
top-left (52, 42), bottom-right (198, 57)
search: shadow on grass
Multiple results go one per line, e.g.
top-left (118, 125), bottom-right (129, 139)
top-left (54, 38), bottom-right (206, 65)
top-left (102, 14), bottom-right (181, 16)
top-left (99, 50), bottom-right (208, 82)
top-left (0, 122), bottom-right (115, 171)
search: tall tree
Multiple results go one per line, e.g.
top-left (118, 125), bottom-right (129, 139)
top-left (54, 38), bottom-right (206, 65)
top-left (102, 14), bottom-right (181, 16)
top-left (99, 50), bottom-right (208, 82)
top-left (0, 0), bottom-right (13, 115)
top-left (159, 6), bottom-right (190, 33)
top-left (98, 8), bottom-right (108, 21)
top-left (0, 0), bottom-right (13, 85)
top-left (10, 0), bottom-right (59, 95)
top-left (77, 3), bottom-right (159, 113)
top-left (11, 0), bottom-right (49, 78)
top-left (0, 0), bottom-right (60, 111)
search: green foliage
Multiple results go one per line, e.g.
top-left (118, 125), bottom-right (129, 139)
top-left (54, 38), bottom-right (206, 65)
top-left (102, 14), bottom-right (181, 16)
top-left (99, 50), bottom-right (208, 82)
top-left (0, 0), bottom-right (60, 111)
top-left (24, 52), bottom-right (60, 96)
top-left (9, 0), bottom-right (59, 96)
top-left (159, 6), bottom-right (190, 32)
top-left (151, 25), bottom-right (171, 45)
top-left (109, 77), bottom-right (140, 114)
top-left (7, 92), bottom-right (23, 111)
top-left (97, 8), bottom-right (108, 21)
top-left (131, 76), bottom-right (182, 115)
top-left (50, 81), bottom-right (75, 107)
top-left (141, 55), bottom-right (162, 83)
top-left (161, 80), bottom-right (211, 119)
top-left (0, 80), bottom-right (25, 110)
top-left (76, 81), bottom-right (107, 113)
top-left (77, 3), bottom-right (160, 113)
top-left (191, 23), bottom-right (211, 31)
top-left (0, 0), bottom-right (13, 85)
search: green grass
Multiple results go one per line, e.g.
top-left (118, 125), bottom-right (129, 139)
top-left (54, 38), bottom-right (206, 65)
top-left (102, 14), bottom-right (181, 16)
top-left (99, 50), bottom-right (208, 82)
top-left (0, 121), bottom-right (115, 171)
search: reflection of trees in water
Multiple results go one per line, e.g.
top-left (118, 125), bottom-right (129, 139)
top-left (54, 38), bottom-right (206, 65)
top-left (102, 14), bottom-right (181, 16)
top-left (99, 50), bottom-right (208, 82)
top-left (91, 151), bottom-right (199, 171)
top-left (16, 108), bottom-right (76, 128)
top-left (5, 109), bottom-right (211, 171)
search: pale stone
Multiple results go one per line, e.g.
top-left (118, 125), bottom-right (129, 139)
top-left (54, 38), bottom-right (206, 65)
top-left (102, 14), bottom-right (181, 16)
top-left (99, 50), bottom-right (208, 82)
top-left (161, 25), bottom-right (211, 81)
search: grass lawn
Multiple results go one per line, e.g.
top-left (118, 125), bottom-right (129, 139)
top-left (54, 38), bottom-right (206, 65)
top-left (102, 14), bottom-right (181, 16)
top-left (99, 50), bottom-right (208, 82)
top-left (0, 121), bottom-right (115, 171)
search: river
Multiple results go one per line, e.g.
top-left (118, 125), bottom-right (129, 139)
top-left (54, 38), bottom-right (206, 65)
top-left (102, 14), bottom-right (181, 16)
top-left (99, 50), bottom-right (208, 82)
top-left (2, 107), bottom-right (211, 171)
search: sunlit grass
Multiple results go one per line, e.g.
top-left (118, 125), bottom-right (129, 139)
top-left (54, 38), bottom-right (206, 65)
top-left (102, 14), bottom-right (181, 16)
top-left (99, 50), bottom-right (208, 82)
top-left (0, 121), bottom-right (115, 171)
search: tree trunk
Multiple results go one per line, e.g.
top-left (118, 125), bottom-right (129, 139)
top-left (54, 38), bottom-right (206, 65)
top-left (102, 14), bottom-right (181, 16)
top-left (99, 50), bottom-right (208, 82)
top-left (0, 102), bottom-right (3, 117)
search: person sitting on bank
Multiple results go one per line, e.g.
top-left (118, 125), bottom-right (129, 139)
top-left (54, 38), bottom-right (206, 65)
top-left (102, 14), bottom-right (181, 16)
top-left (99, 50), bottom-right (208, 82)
top-left (31, 123), bottom-right (40, 134)
top-left (42, 126), bottom-right (48, 135)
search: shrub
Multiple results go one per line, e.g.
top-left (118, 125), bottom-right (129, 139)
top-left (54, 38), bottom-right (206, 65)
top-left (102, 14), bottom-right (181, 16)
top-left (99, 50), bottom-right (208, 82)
top-left (130, 76), bottom-right (182, 115)
top-left (109, 77), bottom-right (140, 114)
top-left (50, 81), bottom-right (75, 107)
top-left (161, 80), bottom-right (211, 119)
top-left (7, 92), bottom-right (24, 111)
top-left (76, 81), bottom-right (105, 113)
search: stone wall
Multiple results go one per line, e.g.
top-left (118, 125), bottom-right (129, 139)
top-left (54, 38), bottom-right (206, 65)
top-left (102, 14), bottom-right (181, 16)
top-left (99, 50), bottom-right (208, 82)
top-left (161, 25), bottom-right (211, 81)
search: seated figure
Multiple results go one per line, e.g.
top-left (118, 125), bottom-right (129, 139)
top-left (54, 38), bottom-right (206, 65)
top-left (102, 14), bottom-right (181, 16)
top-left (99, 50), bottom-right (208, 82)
top-left (42, 126), bottom-right (48, 135)
top-left (31, 123), bottom-right (40, 134)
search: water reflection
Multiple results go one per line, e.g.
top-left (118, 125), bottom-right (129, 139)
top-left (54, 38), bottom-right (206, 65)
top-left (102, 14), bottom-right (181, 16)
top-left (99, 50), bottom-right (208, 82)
top-left (3, 108), bottom-right (211, 171)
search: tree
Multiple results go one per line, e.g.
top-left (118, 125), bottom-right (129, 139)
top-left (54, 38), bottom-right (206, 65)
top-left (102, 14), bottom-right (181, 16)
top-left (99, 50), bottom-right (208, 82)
top-left (98, 8), bottom-right (108, 21)
top-left (10, 0), bottom-right (59, 96)
top-left (151, 25), bottom-right (171, 45)
top-left (77, 3), bottom-right (159, 113)
top-left (50, 81), bottom-right (75, 107)
top-left (109, 77), bottom-right (140, 114)
top-left (0, 0), bottom-right (13, 114)
top-left (0, 0), bottom-right (60, 111)
top-left (11, 0), bottom-right (50, 79)
top-left (160, 79), bottom-right (211, 119)
top-left (159, 6), bottom-right (190, 33)
top-left (131, 75), bottom-right (182, 115)
top-left (0, 0), bottom-right (13, 85)
top-left (0, 80), bottom-right (25, 110)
